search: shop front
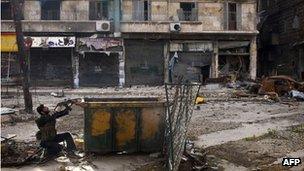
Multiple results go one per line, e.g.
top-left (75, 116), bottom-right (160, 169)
top-left (76, 37), bottom-right (123, 87)
top-left (169, 41), bottom-right (213, 83)
top-left (0, 33), bottom-right (20, 85)
top-left (28, 36), bottom-right (75, 86)
top-left (124, 40), bottom-right (164, 86)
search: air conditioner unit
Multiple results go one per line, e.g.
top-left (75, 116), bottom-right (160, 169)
top-left (170, 23), bottom-right (181, 32)
top-left (96, 21), bottom-right (111, 32)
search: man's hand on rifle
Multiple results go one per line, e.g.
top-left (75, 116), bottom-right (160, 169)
top-left (73, 100), bottom-right (88, 108)
top-left (54, 98), bottom-right (87, 112)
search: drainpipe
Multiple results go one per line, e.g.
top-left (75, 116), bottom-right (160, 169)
top-left (113, 0), bottom-right (121, 36)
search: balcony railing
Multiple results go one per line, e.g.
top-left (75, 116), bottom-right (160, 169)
top-left (177, 10), bottom-right (198, 21)
top-left (183, 11), bottom-right (192, 21)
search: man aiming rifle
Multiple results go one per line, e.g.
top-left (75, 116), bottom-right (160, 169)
top-left (35, 99), bottom-right (83, 156)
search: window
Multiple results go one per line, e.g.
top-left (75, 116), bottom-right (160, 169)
top-left (228, 3), bottom-right (237, 30)
top-left (1, 2), bottom-right (12, 20)
top-left (143, 0), bottom-right (150, 21)
top-left (179, 2), bottom-right (197, 21)
top-left (89, 1), bottom-right (108, 20)
top-left (132, 0), bottom-right (151, 21)
top-left (41, 1), bottom-right (60, 20)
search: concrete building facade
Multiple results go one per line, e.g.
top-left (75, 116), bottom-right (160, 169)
top-left (1, 0), bottom-right (258, 87)
top-left (121, 0), bottom-right (258, 85)
top-left (258, 0), bottom-right (304, 81)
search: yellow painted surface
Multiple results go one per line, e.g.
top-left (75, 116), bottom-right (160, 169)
top-left (115, 110), bottom-right (136, 147)
top-left (75, 138), bottom-right (84, 151)
top-left (195, 96), bottom-right (205, 104)
top-left (141, 108), bottom-right (162, 140)
top-left (91, 110), bottom-right (111, 136)
top-left (1, 34), bottom-right (18, 52)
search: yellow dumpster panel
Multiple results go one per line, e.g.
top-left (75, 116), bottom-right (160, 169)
top-left (91, 110), bottom-right (111, 136)
top-left (115, 109), bottom-right (136, 148)
top-left (84, 98), bottom-right (165, 153)
top-left (141, 108), bottom-right (161, 140)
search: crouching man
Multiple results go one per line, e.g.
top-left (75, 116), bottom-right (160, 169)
top-left (35, 104), bottom-right (77, 156)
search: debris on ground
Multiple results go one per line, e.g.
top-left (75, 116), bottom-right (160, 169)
top-left (1, 108), bottom-right (18, 123)
top-left (1, 107), bottom-right (16, 115)
top-left (1, 137), bottom-right (41, 167)
top-left (179, 141), bottom-right (207, 170)
top-left (149, 152), bottom-right (162, 158)
top-left (263, 93), bottom-right (280, 102)
top-left (258, 75), bottom-right (304, 97)
top-left (290, 90), bottom-right (304, 101)
top-left (195, 96), bottom-right (205, 104)
top-left (231, 91), bottom-right (257, 98)
top-left (1, 85), bottom-right (303, 170)
top-left (50, 90), bottom-right (65, 98)
top-left (74, 138), bottom-right (84, 151)
top-left (1, 114), bottom-right (15, 124)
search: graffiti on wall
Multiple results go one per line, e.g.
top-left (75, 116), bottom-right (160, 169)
top-left (29, 36), bottom-right (76, 48)
top-left (78, 37), bottom-right (123, 51)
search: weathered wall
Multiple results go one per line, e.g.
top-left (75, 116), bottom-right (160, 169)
top-left (198, 3), bottom-right (223, 30)
top-left (3, 0), bottom-right (257, 33)
top-left (259, 0), bottom-right (304, 80)
top-left (23, 1), bottom-right (40, 20)
top-left (241, 3), bottom-right (256, 31)
top-left (1, 20), bottom-right (98, 32)
top-left (61, 0), bottom-right (89, 20)
top-left (168, 2), bottom-right (179, 21)
top-left (122, 0), bottom-right (133, 21)
top-left (151, 1), bottom-right (168, 21)
top-left (121, 0), bottom-right (257, 32)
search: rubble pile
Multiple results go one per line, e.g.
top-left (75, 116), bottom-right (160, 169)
top-left (258, 76), bottom-right (304, 101)
top-left (206, 75), bottom-right (304, 102)
top-left (1, 139), bottom-right (40, 167)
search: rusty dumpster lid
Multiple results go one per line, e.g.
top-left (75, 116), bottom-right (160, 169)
top-left (84, 97), bottom-right (160, 102)
top-left (83, 97), bottom-right (165, 108)
top-left (84, 97), bottom-right (165, 108)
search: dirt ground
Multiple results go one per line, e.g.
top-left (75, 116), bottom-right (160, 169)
top-left (188, 90), bottom-right (304, 170)
top-left (1, 85), bottom-right (304, 170)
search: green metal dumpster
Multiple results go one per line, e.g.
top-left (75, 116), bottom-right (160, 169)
top-left (84, 97), bottom-right (166, 153)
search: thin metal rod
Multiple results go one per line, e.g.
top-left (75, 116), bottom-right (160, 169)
top-left (165, 83), bottom-right (174, 171)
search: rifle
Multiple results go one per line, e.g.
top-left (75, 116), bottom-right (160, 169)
top-left (54, 98), bottom-right (82, 112)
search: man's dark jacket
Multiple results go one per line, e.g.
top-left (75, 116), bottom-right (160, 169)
top-left (35, 110), bottom-right (69, 142)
